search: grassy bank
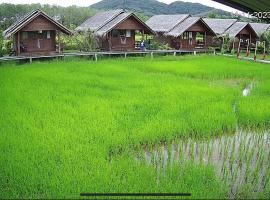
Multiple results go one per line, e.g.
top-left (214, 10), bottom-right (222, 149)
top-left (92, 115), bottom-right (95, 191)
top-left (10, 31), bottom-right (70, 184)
top-left (0, 55), bottom-right (269, 198)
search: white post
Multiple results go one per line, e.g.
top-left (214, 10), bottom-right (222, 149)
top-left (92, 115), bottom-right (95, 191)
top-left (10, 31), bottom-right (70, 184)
top-left (254, 41), bottom-right (258, 61)
top-left (29, 57), bottom-right (32, 63)
top-left (125, 52), bottom-right (127, 59)
top-left (194, 51), bottom-right (196, 55)
top-left (204, 31), bottom-right (207, 48)
top-left (173, 52), bottom-right (176, 56)
top-left (237, 38), bottom-right (241, 58)
top-left (246, 39), bottom-right (250, 57)
top-left (94, 53), bottom-right (98, 61)
top-left (57, 31), bottom-right (61, 54)
top-left (151, 52), bottom-right (153, 59)
top-left (221, 37), bottom-right (225, 53)
top-left (263, 41), bottom-right (266, 60)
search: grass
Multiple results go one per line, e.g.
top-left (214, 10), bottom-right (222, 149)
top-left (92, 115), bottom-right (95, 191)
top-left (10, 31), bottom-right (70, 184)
top-left (0, 55), bottom-right (270, 198)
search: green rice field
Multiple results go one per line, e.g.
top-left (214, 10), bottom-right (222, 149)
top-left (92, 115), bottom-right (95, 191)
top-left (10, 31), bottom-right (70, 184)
top-left (0, 55), bottom-right (270, 199)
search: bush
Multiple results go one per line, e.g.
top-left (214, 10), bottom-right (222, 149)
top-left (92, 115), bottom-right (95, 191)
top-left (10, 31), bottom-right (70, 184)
top-left (259, 31), bottom-right (270, 53)
top-left (0, 33), bottom-right (12, 57)
top-left (148, 40), bottom-right (173, 50)
top-left (60, 31), bottom-right (100, 52)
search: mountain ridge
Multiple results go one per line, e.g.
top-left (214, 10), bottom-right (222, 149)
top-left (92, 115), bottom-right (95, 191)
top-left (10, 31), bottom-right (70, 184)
top-left (90, 0), bottom-right (232, 17)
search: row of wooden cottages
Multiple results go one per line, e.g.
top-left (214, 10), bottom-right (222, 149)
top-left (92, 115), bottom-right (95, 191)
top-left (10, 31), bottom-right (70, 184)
top-left (3, 9), bottom-right (270, 56)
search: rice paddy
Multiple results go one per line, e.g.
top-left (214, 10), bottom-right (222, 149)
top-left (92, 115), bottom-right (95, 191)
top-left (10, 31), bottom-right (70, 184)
top-left (139, 130), bottom-right (270, 199)
top-left (0, 55), bottom-right (270, 199)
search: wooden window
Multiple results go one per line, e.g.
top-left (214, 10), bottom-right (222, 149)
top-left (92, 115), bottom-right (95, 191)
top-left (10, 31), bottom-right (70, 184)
top-left (28, 32), bottom-right (37, 39)
top-left (183, 32), bottom-right (193, 40)
top-left (112, 30), bottom-right (119, 38)
top-left (189, 32), bottom-right (192, 39)
top-left (119, 30), bottom-right (126, 37)
top-left (126, 30), bottom-right (131, 37)
top-left (182, 32), bottom-right (189, 39)
top-left (47, 31), bottom-right (51, 39)
top-left (42, 31), bottom-right (47, 39)
top-left (22, 32), bottom-right (28, 40)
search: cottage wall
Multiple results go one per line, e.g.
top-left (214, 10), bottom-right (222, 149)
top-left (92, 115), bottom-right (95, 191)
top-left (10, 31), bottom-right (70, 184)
top-left (15, 15), bottom-right (62, 55)
top-left (115, 16), bottom-right (146, 31)
top-left (21, 15), bottom-right (59, 31)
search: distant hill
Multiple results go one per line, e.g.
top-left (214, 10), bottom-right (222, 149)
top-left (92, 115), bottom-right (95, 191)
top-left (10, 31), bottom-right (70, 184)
top-left (90, 0), bottom-right (233, 17)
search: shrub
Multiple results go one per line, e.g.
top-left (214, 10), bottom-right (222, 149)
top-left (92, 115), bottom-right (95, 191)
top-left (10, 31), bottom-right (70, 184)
top-left (60, 31), bottom-right (100, 52)
top-left (0, 32), bottom-right (12, 57)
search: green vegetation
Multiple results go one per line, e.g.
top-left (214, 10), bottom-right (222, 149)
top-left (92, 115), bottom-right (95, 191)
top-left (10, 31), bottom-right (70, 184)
top-left (0, 55), bottom-right (270, 198)
top-left (0, 3), bottom-right (95, 31)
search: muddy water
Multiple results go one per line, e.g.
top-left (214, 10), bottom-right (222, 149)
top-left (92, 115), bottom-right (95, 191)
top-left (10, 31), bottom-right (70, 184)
top-left (137, 130), bottom-right (270, 197)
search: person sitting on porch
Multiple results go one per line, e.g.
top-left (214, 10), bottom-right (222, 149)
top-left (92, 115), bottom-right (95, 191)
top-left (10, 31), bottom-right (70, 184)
top-left (140, 40), bottom-right (146, 51)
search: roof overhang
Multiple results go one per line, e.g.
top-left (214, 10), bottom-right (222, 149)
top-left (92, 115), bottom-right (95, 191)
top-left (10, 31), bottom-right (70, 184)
top-left (213, 0), bottom-right (270, 22)
top-left (166, 18), bottom-right (217, 38)
top-left (96, 13), bottom-right (156, 37)
top-left (223, 23), bottom-right (259, 38)
top-left (3, 10), bottom-right (73, 39)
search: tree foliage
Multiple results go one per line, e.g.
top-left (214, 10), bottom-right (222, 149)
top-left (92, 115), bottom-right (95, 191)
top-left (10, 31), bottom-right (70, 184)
top-left (0, 3), bottom-right (95, 31)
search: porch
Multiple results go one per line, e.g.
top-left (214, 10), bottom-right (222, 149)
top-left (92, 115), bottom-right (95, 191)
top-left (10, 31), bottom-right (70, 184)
top-left (13, 30), bottom-right (63, 56)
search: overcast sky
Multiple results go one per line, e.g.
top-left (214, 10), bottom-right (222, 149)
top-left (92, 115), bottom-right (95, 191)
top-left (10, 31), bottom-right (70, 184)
top-left (1, 0), bottom-right (241, 13)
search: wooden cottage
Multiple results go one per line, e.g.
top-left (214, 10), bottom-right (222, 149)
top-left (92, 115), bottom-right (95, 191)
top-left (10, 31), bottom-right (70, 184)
top-left (76, 9), bottom-right (155, 51)
top-left (203, 19), bottom-right (258, 50)
top-left (3, 10), bottom-right (72, 56)
top-left (146, 15), bottom-right (216, 50)
top-left (224, 22), bottom-right (258, 50)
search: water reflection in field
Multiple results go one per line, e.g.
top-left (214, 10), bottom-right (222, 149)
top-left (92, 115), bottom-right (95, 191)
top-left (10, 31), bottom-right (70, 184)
top-left (137, 130), bottom-right (270, 197)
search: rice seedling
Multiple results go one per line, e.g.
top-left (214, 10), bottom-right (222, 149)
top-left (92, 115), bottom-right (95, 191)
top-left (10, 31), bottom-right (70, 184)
top-left (0, 55), bottom-right (269, 198)
top-left (140, 131), bottom-right (270, 198)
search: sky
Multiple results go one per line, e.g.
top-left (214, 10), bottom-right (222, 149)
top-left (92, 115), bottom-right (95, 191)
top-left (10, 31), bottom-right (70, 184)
top-left (1, 0), bottom-right (241, 13)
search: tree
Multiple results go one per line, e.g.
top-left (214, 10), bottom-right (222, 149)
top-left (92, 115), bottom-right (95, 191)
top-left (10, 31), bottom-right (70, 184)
top-left (259, 31), bottom-right (270, 52)
top-left (75, 31), bottom-right (99, 52)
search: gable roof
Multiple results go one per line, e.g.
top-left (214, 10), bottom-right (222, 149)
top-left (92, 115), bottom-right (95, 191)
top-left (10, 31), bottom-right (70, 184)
top-left (76, 10), bottom-right (155, 37)
top-left (224, 22), bottom-right (257, 37)
top-left (75, 9), bottom-right (124, 32)
top-left (95, 12), bottom-right (154, 36)
top-left (203, 18), bottom-right (238, 35)
top-left (166, 17), bottom-right (216, 37)
top-left (250, 23), bottom-right (270, 35)
top-left (146, 14), bottom-right (190, 33)
top-left (3, 10), bottom-right (72, 39)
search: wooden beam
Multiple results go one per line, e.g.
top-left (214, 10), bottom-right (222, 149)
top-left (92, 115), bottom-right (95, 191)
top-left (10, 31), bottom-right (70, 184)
top-left (57, 31), bottom-right (61, 53)
top-left (109, 31), bottom-right (112, 51)
top-left (17, 32), bottom-right (20, 55)
top-left (204, 31), bottom-right (207, 47)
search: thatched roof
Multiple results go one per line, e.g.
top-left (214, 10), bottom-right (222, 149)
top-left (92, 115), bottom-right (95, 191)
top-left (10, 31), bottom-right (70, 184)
top-left (224, 22), bottom-right (257, 37)
top-left (75, 9), bottom-right (123, 32)
top-left (166, 17), bottom-right (216, 37)
top-left (76, 10), bottom-right (155, 37)
top-left (250, 23), bottom-right (270, 35)
top-left (203, 18), bottom-right (237, 35)
top-left (146, 14), bottom-right (189, 33)
top-left (3, 9), bottom-right (72, 39)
